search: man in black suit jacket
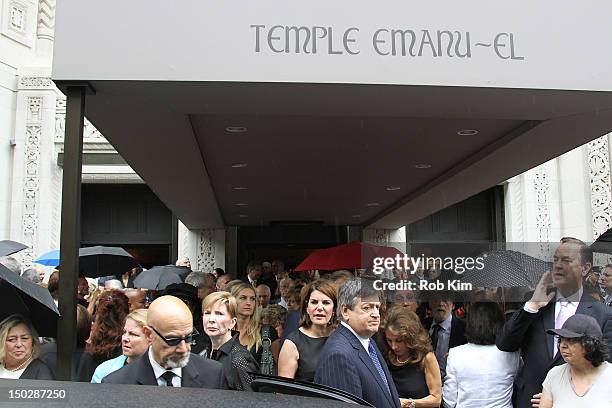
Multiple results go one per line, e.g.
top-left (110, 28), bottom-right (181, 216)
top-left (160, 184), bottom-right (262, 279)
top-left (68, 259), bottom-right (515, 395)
top-left (422, 293), bottom-right (467, 379)
top-left (102, 295), bottom-right (226, 389)
top-left (496, 238), bottom-right (612, 408)
top-left (240, 261), bottom-right (262, 287)
top-left (315, 278), bottom-right (401, 408)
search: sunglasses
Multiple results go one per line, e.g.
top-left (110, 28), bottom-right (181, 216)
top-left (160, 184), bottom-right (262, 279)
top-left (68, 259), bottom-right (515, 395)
top-left (149, 326), bottom-right (199, 347)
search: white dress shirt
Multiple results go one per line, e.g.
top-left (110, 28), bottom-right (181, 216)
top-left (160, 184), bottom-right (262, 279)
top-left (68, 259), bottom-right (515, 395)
top-left (443, 343), bottom-right (520, 408)
top-left (554, 287), bottom-right (582, 322)
top-left (148, 347), bottom-right (182, 387)
top-left (340, 321), bottom-right (370, 352)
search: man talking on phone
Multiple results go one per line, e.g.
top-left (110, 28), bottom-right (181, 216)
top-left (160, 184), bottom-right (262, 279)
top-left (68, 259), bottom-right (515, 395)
top-left (496, 237), bottom-right (612, 408)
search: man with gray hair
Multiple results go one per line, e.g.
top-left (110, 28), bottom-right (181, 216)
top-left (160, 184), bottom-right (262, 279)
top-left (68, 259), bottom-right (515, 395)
top-left (0, 255), bottom-right (21, 275)
top-left (185, 272), bottom-right (216, 300)
top-left (21, 267), bottom-right (41, 284)
top-left (315, 278), bottom-right (400, 408)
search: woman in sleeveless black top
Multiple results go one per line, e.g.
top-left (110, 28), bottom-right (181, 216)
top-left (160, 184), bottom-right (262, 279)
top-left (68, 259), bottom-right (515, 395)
top-left (278, 280), bottom-right (337, 382)
top-left (384, 306), bottom-right (442, 408)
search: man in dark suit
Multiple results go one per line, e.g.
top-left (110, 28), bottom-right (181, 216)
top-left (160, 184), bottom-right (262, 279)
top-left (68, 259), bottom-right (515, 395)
top-left (496, 237), bottom-right (612, 408)
top-left (422, 292), bottom-right (467, 379)
top-left (315, 278), bottom-right (401, 408)
top-left (240, 261), bottom-right (262, 287)
top-left (102, 295), bottom-right (226, 389)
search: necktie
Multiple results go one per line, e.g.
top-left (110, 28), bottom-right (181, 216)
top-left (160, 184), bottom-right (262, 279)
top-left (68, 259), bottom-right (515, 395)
top-left (161, 371), bottom-right (175, 387)
top-left (430, 324), bottom-right (442, 352)
top-left (553, 301), bottom-right (573, 357)
top-left (367, 340), bottom-right (391, 396)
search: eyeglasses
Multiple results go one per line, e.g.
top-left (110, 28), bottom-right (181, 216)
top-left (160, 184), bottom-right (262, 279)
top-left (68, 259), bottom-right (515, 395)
top-left (149, 326), bottom-right (199, 347)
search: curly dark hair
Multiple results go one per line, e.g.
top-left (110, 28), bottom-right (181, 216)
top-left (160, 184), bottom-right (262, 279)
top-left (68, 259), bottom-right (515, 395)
top-left (560, 335), bottom-right (609, 367)
top-left (384, 306), bottom-right (432, 366)
top-left (85, 289), bottom-right (129, 359)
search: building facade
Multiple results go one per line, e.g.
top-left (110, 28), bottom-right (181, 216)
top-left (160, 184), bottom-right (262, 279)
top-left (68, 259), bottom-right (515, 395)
top-left (2, 1), bottom-right (612, 271)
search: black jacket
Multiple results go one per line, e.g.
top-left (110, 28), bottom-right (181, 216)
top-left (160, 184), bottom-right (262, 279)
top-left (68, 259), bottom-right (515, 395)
top-left (496, 292), bottom-right (612, 408)
top-left (101, 350), bottom-right (227, 389)
top-left (20, 359), bottom-right (54, 380)
top-left (422, 315), bottom-right (467, 349)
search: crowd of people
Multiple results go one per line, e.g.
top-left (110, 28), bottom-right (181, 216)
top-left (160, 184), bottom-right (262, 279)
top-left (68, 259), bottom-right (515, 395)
top-left (0, 237), bottom-right (611, 407)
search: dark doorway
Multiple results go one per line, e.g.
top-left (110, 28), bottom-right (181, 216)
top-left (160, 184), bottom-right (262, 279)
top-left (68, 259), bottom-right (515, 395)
top-left (236, 224), bottom-right (348, 276)
top-left (407, 186), bottom-right (505, 258)
top-left (80, 184), bottom-right (176, 267)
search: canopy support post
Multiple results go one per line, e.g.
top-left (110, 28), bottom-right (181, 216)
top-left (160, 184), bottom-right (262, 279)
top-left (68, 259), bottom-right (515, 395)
top-left (57, 85), bottom-right (87, 381)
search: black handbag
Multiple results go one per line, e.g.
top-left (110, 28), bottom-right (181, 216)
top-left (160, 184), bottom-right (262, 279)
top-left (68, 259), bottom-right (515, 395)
top-left (259, 326), bottom-right (276, 375)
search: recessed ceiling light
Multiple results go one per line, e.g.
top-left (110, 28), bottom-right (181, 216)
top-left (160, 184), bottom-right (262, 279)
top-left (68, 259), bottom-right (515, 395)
top-left (414, 164), bottom-right (432, 169)
top-left (235, 203), bottom-right (249, 206)
top-left (366, 202), bottom-right (380, 207)
top-left (386, 186), bottom-right (401, 191)
top-left (238, 214), bottom-right (249, 218)
top-left (457, 129), bottom-right (479, 136)
top-left (226, 126), bottom-right (247, 133)
top-left (233, 186), bottom-right (248, 191)
top-left (231, 163), bottom-right (248, 168)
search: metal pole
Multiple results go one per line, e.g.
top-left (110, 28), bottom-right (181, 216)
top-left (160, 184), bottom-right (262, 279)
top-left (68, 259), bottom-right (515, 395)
top-left (57, 85), bottom-right (86, 381)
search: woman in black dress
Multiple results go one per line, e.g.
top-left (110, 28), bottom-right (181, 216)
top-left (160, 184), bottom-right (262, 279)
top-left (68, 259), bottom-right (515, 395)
top-left (385, 306), bottom-right (441, 408)
top-left (278, 279), bottom-right (337, 382)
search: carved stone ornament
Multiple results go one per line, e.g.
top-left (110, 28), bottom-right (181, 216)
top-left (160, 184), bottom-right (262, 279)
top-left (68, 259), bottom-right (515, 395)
top-left (588, 136), bottom-right (612, 238)
top-left (533, 166), bottom-right (551, 259)
top-left (197, 229), bottom-right (215, 272)
top-left (21, 97), bottom-right (44, 266)
top-left (36, 0), bottom-right (55, 40)
top-left (18, 76), bottom-right (54, 90)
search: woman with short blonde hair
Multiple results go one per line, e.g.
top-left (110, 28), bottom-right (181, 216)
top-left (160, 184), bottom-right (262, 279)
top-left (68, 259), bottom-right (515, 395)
top-left (202, 291), bottom-right (258, 390)
top-left (91, 308), bottom-right (149, 383)
top-left (0, 314), bottom-right (53, 379)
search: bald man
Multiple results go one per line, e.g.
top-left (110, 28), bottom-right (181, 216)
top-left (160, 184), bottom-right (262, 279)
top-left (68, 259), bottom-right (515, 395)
top-left (102, 295), bottom-right (226, 388)
top-left (256, 284), bottom-right (271, 308)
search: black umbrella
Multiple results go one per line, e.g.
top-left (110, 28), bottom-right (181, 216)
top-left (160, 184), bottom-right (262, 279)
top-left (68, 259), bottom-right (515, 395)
top-left (460, 250), bottom-right (551, 288)
top-left (0, 264), bottom-right (60, 337)
top-left (77, 246), bottom-right (139, 278)
top-left (133, 265), bottom-right (187, 290)
top-left (591, 228), bottom-right (612, 254)
top-left (0, 240), bottom-right (28, 257)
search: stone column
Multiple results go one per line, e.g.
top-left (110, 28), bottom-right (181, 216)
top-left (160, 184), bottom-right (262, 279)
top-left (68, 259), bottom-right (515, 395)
top-left (178, 224), bottom-right (226, 273)
top-left (36, 0), bottom-right (56, 58)
top-left (9, 77), bottom-right (59, 266)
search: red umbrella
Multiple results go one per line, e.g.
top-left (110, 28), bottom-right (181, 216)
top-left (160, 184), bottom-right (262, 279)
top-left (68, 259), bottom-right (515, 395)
top-left (294, 241), bottom-right (404, 271)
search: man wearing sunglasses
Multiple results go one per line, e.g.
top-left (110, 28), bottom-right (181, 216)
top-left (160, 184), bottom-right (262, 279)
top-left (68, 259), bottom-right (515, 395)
top-left (102, 296), bottom-right (226, 389)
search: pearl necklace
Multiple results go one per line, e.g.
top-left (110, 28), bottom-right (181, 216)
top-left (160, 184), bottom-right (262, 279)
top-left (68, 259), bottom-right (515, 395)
top-left (4, 355), bottom-right (32, 372)
top-left (393, 354), bottom-right (410, 365)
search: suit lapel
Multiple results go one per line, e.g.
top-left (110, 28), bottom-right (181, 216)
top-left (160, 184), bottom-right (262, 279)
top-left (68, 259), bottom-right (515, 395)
top-left (339, 326), bottom-right (396, 408)
top-left (135, 354), bottom-right (158, 386)
top-left (181, 357), bottom-right (201, 388)
top-left (541, 302), bottom-right (555, 358)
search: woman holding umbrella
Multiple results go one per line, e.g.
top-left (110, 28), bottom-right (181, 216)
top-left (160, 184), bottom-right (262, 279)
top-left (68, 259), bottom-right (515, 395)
top-left (0, 314), bottom-right (54, 379)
